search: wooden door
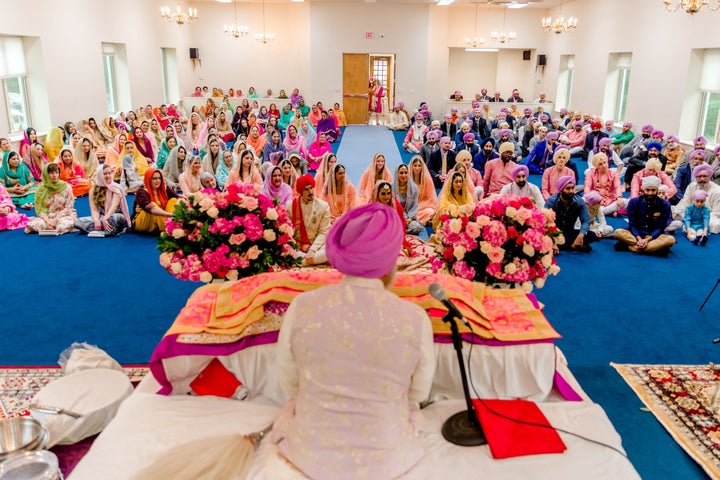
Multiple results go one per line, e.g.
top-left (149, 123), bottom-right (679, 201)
top-left (343, 53), bottom-right (369, 124)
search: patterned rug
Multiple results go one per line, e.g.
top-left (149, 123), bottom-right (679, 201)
top-left (0, 365), bottom-right (149, 419)
top-left (613, 363), bottom-right (720, 479)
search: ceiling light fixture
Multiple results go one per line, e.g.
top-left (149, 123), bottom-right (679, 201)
top-left (541, 0), bottom-right (577, 34)
top-left (465, 4), bottom-right (485, 50)
top-left (160, 1), bottom-right (198, 25)
top-left (663, 0), bottom-right (720, 14)
top-left (491, 8), bottom-right (516, 44)
top-left (224, 0), bottom-right (249, 38)
top-left (255, 0), bottom-right (275, 44)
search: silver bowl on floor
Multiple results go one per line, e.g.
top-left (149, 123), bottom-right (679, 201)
top-left (0, 417), bottom-right (49, 461)
top-left (0, 450), bottom-right (62, 479)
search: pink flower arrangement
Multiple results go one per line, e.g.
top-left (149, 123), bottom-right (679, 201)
top-left (432, 194), bottom-right (562, 290)
top-left (158, 182), bottom-right (300, 282)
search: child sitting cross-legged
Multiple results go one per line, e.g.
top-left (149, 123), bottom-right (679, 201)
top-left (684, 189), bottom-right (710, 246)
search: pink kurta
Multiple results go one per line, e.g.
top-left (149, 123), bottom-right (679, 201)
top-left (0, 185), bottom-right (29, 231)
top-left (483, 159), bottom-right (517, 196)
top-left (584, 168), bottom-right (623, 207)
top-left (629, 169), bottom-right (677, 199)
top-left (274, 275), bottom-right (434, 480)
top-left (542, 166), bottom-right (575, 199)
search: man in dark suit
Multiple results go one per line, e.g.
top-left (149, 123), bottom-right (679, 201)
top-left (507, 89), bottom-right (524, 103)
top-left (440, 114), bottom-right (457, 141)
top-left (489, 91), bottom-right (504, 103)
top-left (428, 136), bottom-right (457, 188)
top-left (582, 121), bottom-right (610, 161)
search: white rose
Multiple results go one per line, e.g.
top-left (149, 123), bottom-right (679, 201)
top-left (541, 254), bottom-right (552, 268)
top-left (479, 241), bottom-right (492, 254)
top-left (504, 263), bottom-right (517, 274)
top-left (278, 223), bottom-right (290, 234)
top-left (226, 269), bottom-right (239, 282)
top-left (172, 228), bottom-right (185, 239)
top-left (449, 218), bottom-right (462, 234)
top-left (534, 278), bottom-right (546, 289)
top-left (522, 243), bottom-right (535, 258)
top-left (170, 262), bottom-right (183, 274)
top-left (199, 271), bottom-right (213, 283)
top-left (522, 282), bottom-right (534, 293)
top-left (453, 246), bottom-right (466, 260)
top-left (265, 208), bottom-right (279, 221)
top-left (505, 206), bottom-right (517, 219)
top-left (548, 264), bottom-right (561, 275)
top-left (263, 229), bottom-right (277, 242)
top-left (206, 207), bottom-right (219, 218)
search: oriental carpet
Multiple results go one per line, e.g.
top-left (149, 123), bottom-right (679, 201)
top-left (613, 363), bottom-right (720, 479)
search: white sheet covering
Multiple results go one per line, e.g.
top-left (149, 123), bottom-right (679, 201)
top-left (69, 376), bottom-right (639, 480)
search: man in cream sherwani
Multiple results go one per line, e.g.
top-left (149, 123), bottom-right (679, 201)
top-left (286, 174), bottom-right (331, 266)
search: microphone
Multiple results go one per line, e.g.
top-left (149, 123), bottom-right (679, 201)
top-left (429, 283), bottom-right (471, 328)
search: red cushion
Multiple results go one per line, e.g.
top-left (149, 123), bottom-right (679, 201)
top-left (190, 358), bottom-right (242, 398)
top-left (473, 398), bottom-right (567, 459)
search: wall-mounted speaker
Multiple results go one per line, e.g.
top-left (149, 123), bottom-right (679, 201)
top-left (537, 54), bottom-right (547, 66)
top-left (522, 50), bottom-right (531, 61)
top-left (189, 48), bottom-right (199, 59)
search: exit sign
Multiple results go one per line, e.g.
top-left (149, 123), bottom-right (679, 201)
top-left (366, 32), bottom-right (373, 39)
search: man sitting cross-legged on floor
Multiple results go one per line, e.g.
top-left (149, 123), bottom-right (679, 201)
top-left (668, 163), bottom-right (720, 234)
top-left (614, 175), bottom-right (676, 255)
top-left (545, 175), bottom-right (596, 253)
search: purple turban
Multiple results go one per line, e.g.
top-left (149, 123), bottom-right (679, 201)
top-left (690, 149), bottom-right (706, 160)
top-left (498, 128), bottom-right (512, 138)
top-left (440, 136), bottom-right (451, 143)
top-left (599, 137), bottom-right (612, 147)
top-left (573, 121), bottom-right (583, 128)
top-left (605, 120), bottom-right (615, 126)
top-left (693, 164), bottom-right (713, 178)
top-left (454, 90), bottom-right (461, 95)
top-left (326, 203), bottom-right (403, 278)
top-left (623, 121), bottom-right (633, 128)
top-left (547, 131), bottom-right (559, 140)
top-left (647, 142), bottom-right (663, 152)
top-left (540, 114), bottom-right (549, 122)
top-left (463, 133), bottom-right (475, 142)
top-left (695, 136), bottom-right (708, 146)
top-left (511, 165), bottom-right (529, 178)
top-left (652, 130), bottom-right (664, 138)
top-left (500, 107), bottom-right (509, 114)
top-left (444, 113), bottom-right (451, 119)
top-left (715, 145), bottom-right (720, 156)
top-left (694, 190), bottom-right (709, 201)
top-left (584, 191), bottom-right (602, 205)
top-left (667, 135), bottom-right (679, 143)
top-left (556, 175), bottom-right (575, 192)
top-left (450, 106), bottom-right (457, 112)
top-left (495, 91), bottom-right (501, 95)
top-left (398, 102), bottom-right (405, 108)
top-left (524, 107), bottom-right (532, 114)
top-left (415, 112), bottom-right (424, 121)
top-left (559, 108), bottom-right (568, 115)
top-left (642, 124), bottom-right (654, 133)
top-left (426, 131), bottom-right (437, 141)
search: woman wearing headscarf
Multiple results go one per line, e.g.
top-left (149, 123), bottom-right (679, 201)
top-left (74, 137), bottom-right (100, 179)
top-left (56, 147), bottom-right (91, 197)
top-left (256, 105), bottom-right (270, 128)
top-left (19, 127), bottom-right (39, 161)
top-left (278, 104), bottom-right (294, 132)
top-left (133, 127), bottom-right (155, 164)
top-left (105, 133), bottom-right (127, 173)
top-left (226, 149), bottom-right (262, 190)
top-left (215, 150), bottom-right (234, 188)
top-left (201, 137), bottom-right (223, 175)
top-left (246, 125), bottom-right (267, 159)
top-left (279, 158), bottom-right (298, 193)
top-left (132, 168), bottom-right (180, 234)
top-left (408, 156), bottom-right (438, 226)
top-left (179, 156), bottom-right (203, 195)
top-left (260, 165), bottom-right (294, 206)
top-left (283, 125), bottom-right (307, 159)
top-left (74, 164), bottom-right (131, 236)
top-left (373, 180), bottom-right (406, 230)
top-left (163, 145), bottom-right (189, 192)
top-left (216, 110), bottom-right (235, 145)
top-left (25, 163), bottom-right (77, 234)
top-left (0, 181), bottom-right (29, 231)
top-left (307, 132), bottom-right (332, 172)
top-left (120, 138), bottom-right (150, 177)
top-left (288, 151), bottom-right (308, 180)
top-left (0, 151), bottom-right (36, 209)
top-left (321, 163), bottom-right (358, 222)
top-left (24, 142), bottom-right (49, 182)
top-left (298, 118), bottom-right (316, 147)
top-left (120, 150), bottom-right (143, 194)
top-left (156, 135), bottom-right (177, 170)
top-left (44, 126), bottom-right (65, 162)
top-left (314, 153), bottom-right (337, 197)
top-left (99, 117), bottom-right (118, 144)
top-left (316, 110), bottom-right (339, 143)
top-left (392, 164), bottom-right (423, 235)
top-left (358, 153), bottom-right (393, 205)
top-left (433, 170), bottom-right (473, 231)
top-left (263, 130), bottom-right (287, 166)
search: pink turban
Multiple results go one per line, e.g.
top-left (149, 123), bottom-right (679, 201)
top-left (599, 137), bottom-right (612, 147)
top-left (652, 130), bottom-right (664, 138)
top-left (426, 131), bottom-right (437, 141)
top-left (694, 136), bottom-right (708, 146)
top-left (556, 175), bottom-right (575, 192)
top-left (690, 149), bottom-right (706, 160)
top-left (559, 108), bottom-right (568, 115)
top-left (573, 121), bottom-right (583, 128)
top-left (584, 191), bottom-right (602, 205)
top-left (463, 133), bottom-right (475, 142)
top-left (667, 135), bottom-right (679, 143)
top-left (444, 113), bottom-right (451, 119)
top-left (440, 136), bottom-right (451, 143)
top-left (511, 165), bottom-right (529, 178)
top-left (326, 203), bottom-right (403, 278)
top-left (296, 174), bottom-right (315, 195)
top-left (642, 124), bottom-right (654, 133)
top-left (623, 121), bottom-right (633, 128)
top-left (693, 164), bottom-right (713, 178)
top-left (715, 145), bottom-right (720, 156)
top-left (694, 190), bottom-right (709, 201)
top-left (524, 107), bottom-right (532, 114)
top-left (498, 128), bottom-right (512, 138)
top-left (547, 131), bottom-right (559, 140)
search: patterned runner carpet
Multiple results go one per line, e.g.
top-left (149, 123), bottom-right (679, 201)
top-left (613, 363), bottom-right (720, 479)
top-left (0, 365), bottom-right (149, 476)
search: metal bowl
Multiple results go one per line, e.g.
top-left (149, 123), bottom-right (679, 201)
top-left (0, 418), bottom-right (46, 461)
top-left (0, 450), bottom-right (61, 480)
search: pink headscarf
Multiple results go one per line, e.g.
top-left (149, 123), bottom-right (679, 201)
top-left (326, 203), bottom-right (403, 278)
top-left (96, 165), bottom-right (131, 226)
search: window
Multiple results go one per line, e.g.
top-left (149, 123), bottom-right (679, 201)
top-left (160, 48), bottom-right (179, 104)
top-left (555, 55), bottom-right (574, 110)
top-left (0, 36), bottom-right (31, 134)
top-left (602, 52), bottom-right (632, 122)
top-left (369, 55), bottom-right (395, 114)
top-left (699, 92), bottom-right (720, 144)
top-left (102, 51), bottom-right (118, 114)
top-left (371, 57), bottom-right (388, 90)
top-left (616, 67), bottom-right (630, 122)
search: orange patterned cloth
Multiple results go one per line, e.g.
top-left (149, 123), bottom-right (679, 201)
top-left (165, 270), bottom-right (560, 343)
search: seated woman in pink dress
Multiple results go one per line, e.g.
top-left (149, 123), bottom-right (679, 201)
top-left (56, 147), bottom-right (92, 197)
top-left (272, 202), bottom-right (434, 480)
top-left (409, 155), bottom-right (438, 226)
top-left (306, 132), bottom-right (332, 172)
top-left (225, 148), bottom-right (262, 190)
top-left (283, 125), bottom-right (307, 159)
top-left (357, 152), bottom-right (392, 205)
top-left (320, 163), bottom-right (358, 222)
top-left (25, 142), bottom-right (49, 182)
top-left (25, 163), bottom-right (77, 234)
top-left (541, 147), bottom-right (575, 200)
top-left (0, 182), bottom-right (29, 231)
top-left (260, 165), bottom-right (294, 206)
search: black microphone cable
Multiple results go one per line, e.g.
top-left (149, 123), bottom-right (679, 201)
top-left (464, 317), bottom-right (629, 459)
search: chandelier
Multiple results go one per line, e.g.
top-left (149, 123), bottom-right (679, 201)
top-left (541, 0), bottom-right (577, 34)
top-left (255, 0), bottom-right (275, 44)
top-left (465, 4), bottom-right (486, 49)
top-left (224, 0), bottom-right (249, 38)
top-left (491, 8), bottom-right (516, 44)
top-left (663, 0), bottom-right (720, 13)
top-left (160, 1), bottom-right (198, 25)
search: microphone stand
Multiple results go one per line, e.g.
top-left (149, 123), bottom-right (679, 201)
top-left (440, 311), bottom-right (487, 446)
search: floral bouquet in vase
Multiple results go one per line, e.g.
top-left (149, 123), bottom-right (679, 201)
top-left (158, 182), bottom-right (300, 282)
top-left (432, 194), bottom-right (563, 291)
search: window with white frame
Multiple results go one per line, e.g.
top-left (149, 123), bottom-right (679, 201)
top-left (0, 36), bottom-right (31, 134)
top-left (698, 49), bottom-right (720, 144)
top-left (161, 48), bottom-right (179, 104)
top-left (603, 52), bottom-right (632, 122)
top-left (102, 43), bottom-right (118, 114)
top-left (555, 55), bottom-right (574, 110)
top-left (616, 66), bottom-right (631, 122)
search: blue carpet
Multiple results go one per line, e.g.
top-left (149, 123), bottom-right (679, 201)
top-left (337, 125), bottom-right (403, 184)
top-left (1, 130), bottom-right (717, 479)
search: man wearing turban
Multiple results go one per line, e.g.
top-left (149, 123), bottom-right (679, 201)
top-left (482, 141), bottom-right (518, 196)
top-left (668, 163), bottom-right (720, 234)
top-left (500, 164), bottom-right (544, 206)
top-left (545, 175), bottom-right (596, 253)
top-left (388, 103), bottom-right (410, 131)
top-left (624, 140), bottom-right (668, 190)
top-left (272, 202), bottom-right (435, 479)
top-left (614, 175), bottom-right (675, 254)
top-left (286, 174), bottom-right (331, 266)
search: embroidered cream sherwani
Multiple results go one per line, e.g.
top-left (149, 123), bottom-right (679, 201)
top-left (286, 196), bottom-right (331, 264)
top-left (273, 276), bottom-right (435, 480)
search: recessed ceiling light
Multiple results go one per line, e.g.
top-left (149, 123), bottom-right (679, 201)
top-left (437, 0), bottom-right (454, 5)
